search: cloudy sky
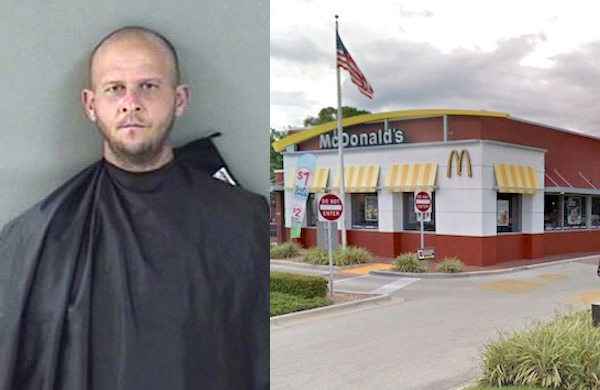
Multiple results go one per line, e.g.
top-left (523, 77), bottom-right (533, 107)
top-left (271, 0), bottom-right (600, 136)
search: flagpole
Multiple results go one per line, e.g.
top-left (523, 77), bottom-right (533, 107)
top-left (335, 15), bottom-right (347, 248)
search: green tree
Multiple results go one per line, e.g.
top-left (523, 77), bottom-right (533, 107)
top-left (270, 128), bottom-right (286, 181)
top-left (303, 106), bottom-right (370, 127)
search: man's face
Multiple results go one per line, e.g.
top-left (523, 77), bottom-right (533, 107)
top-left (82, 36), bottom-right (188, 166)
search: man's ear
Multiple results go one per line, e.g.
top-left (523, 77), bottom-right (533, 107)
top-left (174, 85), bottom-right (190, 117)
top-left (81, 89), bottom-right (97, 122)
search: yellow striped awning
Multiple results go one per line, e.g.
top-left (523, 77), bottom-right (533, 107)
top-left (385, 163), bottom-right (438, 192)
top-left (286, 167), bottom-right (330, 192)
top-left (334, 165), bottom-right (380, 193)
top-left (310, 168), bottom-right (329, 193)
top-left (494, 164), bottom-right (541, 194)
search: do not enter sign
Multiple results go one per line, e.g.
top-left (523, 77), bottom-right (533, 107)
top-left (414, 191), bottom-right (432, 213)
top-left (318, 194), bottom-right (344, 222)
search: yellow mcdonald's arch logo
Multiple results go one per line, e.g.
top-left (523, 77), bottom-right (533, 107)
top-left (447, 149), bottom-right (472, 178)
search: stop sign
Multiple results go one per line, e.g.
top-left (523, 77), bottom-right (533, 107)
top-left (318, 194), bottom-right (344, 221)
top-left (414, 191), bottom-right (432, 213)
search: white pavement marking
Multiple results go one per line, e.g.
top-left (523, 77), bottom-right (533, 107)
top-left (370, 277), bottom-right (420, 294)
top-left (335, 275), bottom-right (370, 283)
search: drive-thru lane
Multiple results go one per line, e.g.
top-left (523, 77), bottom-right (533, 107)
top-left (271, 258), bottom-right (600, 390)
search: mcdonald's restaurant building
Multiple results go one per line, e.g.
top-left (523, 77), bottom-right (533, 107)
top-left (271, 109), bottom-right (600, 266)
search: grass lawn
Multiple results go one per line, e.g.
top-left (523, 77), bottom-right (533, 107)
top-left (270, 291), bottom-right (332, 316)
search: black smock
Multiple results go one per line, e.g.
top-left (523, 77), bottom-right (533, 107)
top-left (0, 139), bottom-right (269, 390)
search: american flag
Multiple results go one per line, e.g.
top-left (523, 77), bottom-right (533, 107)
top-left (336, 33), bottom-right (374, 99)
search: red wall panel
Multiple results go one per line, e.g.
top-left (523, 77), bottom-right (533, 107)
top-left (435, 235), bottom-right (497, 266)
top-left (544, 230), bottom-right (600, 255)
top-left (495, 234), bottom-right (525, 262)
top-left (283, 227), bottom-right (600, 266)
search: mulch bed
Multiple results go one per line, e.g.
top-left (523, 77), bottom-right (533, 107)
top-left (326, 291), bottom-right (374, 305)
top-left (272, 253), bottom-right (599, 274)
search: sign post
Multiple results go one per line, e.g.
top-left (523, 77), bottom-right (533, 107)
top-left (318, 193), bottom-right (344, 296)
top-left (414, 191), bottom-right (432, 250)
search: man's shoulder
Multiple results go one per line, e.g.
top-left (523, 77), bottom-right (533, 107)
top-left (173, 147), bottom-right (265, 210)
top-left (205, 174), bottom-right (265, 204)
top-left (0, 161), bottom-right (102, 240)
top-left (191, 171), bottom-right (268, 219)
top-left (171, 136), bottom-right (268, 221)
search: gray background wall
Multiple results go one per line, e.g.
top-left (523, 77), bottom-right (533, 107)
top-left (0, 1), bottom-right (268, 228)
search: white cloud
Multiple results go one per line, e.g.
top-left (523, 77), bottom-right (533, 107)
top-left (271, 0), bottom-right (600, 135)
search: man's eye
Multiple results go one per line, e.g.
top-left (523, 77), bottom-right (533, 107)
top-left (105, 85), bottom-right (124, 94)
top-left (141, 83), bottom-right (158, 90)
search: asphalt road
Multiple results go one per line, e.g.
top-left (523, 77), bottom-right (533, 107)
top-left (270, 257), bottom-right (600, 390)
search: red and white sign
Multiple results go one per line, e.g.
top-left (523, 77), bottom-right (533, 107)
top-left (318, 194), bottom-right (344, 222)
top-left (414, 191), bottom-right (432, 213)
top-left (295, 168), bottom-right (312, 188)
top-left (292, 205), bottom-right (304, 219)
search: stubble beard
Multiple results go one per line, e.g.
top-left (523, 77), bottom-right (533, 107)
top-left (99, 114), bottom-right (176, 169)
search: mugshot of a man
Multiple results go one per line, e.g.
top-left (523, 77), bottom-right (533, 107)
top-left (0, 27), bottom-right (269, 390)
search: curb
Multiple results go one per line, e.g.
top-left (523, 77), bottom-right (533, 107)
top-left (449, 378), bottom-right (479, 390)
top-left (272, 254), bottom-right (599, 279)
top-left (270, 293), bottom-right (399, 328)
top-left (270, 259), bottom-right (356, 271)
top-left (370, 254), bottom-right (600, 279)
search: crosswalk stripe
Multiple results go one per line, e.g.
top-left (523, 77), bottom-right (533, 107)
top-left (371, 278), bottom-right (420, 294)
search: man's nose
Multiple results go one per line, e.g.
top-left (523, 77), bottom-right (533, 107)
top-left (120, 89), bottom-right (143, 113)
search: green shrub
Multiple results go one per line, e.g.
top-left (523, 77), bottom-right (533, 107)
top-left (304, 247), bottom-right (329, 264)
top-left (270, 291), bottom-right (333, 317)
top-left (336, 246), bottom-right (372, 265)
top-left (270, 291), bottom-right (332, 316)
top-left (435, 257), bottom-right (465, 273)
top-left (270, 271), bottom-right (328, 298)
top-left (270, 241), bottom-right (302, 259)
top-left (393, 252), bottom-right (427, 272)
top-left (304, 246), bottom-right (372, 266)
top-left (479, 310), bottom-right (600, 389)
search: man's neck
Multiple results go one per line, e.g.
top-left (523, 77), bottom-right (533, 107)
top-left (103, 143), bottom-right (174, 173)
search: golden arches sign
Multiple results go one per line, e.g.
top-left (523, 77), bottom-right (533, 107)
top-left (447, 150), bottom-right (472, 178)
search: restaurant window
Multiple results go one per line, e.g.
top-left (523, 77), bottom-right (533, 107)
top-left (306, 193), bottom-right (318, 227)
top-left (351, 193), bottom-right (378, 229)
top-left (497, 193), bottom-right (521, 233)
top-left (592, 197), bottom-right (600, 228)
top-left (544, 194), bottom-right (561, 230)
top-left (563, 195), bottom-right (586, 229)
top-left (403, 192), bottom-right (436, 231)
